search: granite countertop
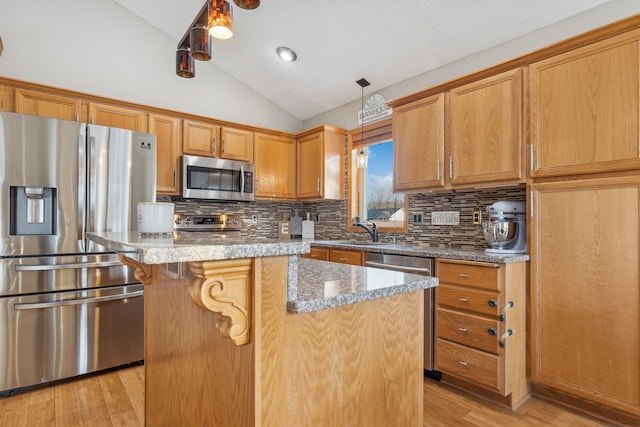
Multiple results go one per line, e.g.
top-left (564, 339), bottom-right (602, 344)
top-left (288, 257), bottom-right (437, 314)
top-left (87, 231), bottom-right (310, 264)
top-left (310, 240), bottom-right (530, 263)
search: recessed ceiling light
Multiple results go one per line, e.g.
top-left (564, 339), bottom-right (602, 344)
top-left (276, 46), bottom-right (297, 62)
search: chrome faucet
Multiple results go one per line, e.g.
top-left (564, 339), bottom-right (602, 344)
top-left (353, 216), bottom-right (379, 242)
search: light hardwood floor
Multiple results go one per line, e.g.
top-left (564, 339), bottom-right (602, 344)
top-left (0, 365), bottom-right (628, 426)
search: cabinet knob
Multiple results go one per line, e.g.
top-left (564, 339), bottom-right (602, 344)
top-left (488, 299), bottom-right (498, 307)
top-left (488, 328), bottom-right (497, 336)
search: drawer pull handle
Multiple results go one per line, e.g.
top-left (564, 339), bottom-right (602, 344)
top-left (500, 329), bottom-right (514, 348)
top-left (458, 273), bottom-right (468, 278)
top-left (339, 258), bottom-right (346, 262)
top-left (500, 301), bottom-right (514, 321)
top-left (458, 360), bottom-right (468, 367)
top-left (488, 328), bottom-right (497, 336)
top-left (458, 327), bottom-right (467, 333)
top-left (488, 299), bottom-right (498, 307)
top-left (458, 297), bottom-right (468, 303)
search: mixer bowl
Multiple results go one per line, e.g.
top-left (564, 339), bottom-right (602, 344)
top-left (482, 220), bottom-right (517, 248)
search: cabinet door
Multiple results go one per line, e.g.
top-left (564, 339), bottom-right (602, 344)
top-left (88, 102), bottom-right (146, 131)
top-left (393, 93), bottom-right (444, 191)
top-left (254, 133), bottom-right (296, 199)
top-left (529, 30), bottom-right (640, 177)
top-left (14, 89), bottom-right (83, 121)
top-left (149, 113), bottom-right (181, 195)
top-left (182, 119), bottom-right (219, 157)
top-left (297, 131), bottom-right (323, 198)
top-left (220, 127), bottom-right (253, 162)
top-left (530, 176), bottom-right (640, 415)
top-left (450, 68), bottom-right (523, 185)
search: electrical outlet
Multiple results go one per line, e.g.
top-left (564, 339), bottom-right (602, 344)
top-left (473, 211), bottom-right (481, 225)
top-left (251, 215), bottom-right (258, 224)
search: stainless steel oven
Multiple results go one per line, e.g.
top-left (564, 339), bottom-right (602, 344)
top-left (182, 155), bottom-right (254, 201)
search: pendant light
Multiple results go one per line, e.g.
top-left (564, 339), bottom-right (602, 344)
top-left (190, 24), bottom-right (212, 61)
top-left (356, 78), bottom-right (370, 168)
top-left (176, 48), bottom-right (195, 78)
top-left (209, 0), bottom-right (234, 40)
top-left (233, 0), bottom-right (260, 9)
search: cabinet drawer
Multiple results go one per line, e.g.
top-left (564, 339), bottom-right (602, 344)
top-left (301, 247), bottom-right (330, 261)
top-left (437, 261), bottom-right (499, 290)
top-left (436, 308), bottom-right (500, 354)
top-left (437, 338), bottom-right (501, 393)
top-left (329, 249), bottom-right (362, 266)
top-left (437, 284), bottom-right (499, 317)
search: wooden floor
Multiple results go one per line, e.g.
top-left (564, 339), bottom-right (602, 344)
top-left (0, 365), bottom-right (628, 426)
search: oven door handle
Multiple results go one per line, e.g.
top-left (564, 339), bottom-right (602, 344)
top-left (240, 165), bottom-right (245, 195)
top-left (364, 261), bottom-right (431, 276)
top-left (13, 290), bottom-right (143, 310)
top-left (15, 260), bottom-right (123, 272)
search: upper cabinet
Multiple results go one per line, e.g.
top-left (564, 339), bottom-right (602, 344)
top-left (254, 132), bottom-right (296, 200)
top-left (392, 93), bottom-right (445, 191)
top-left (449, 68), bottom-right (523, 186)
top-left (149, 113), bottom-right (182, 195)
top-left (183, 119), bottom-right (254, 162)
top-left (88, 102), bottom-right (146, 132)
top-left (14, 89), bottom-right (83, 122)
top-left (296, 125), bottom-right (345, 200)
top-left (529, 30), bottom-right (640, 178)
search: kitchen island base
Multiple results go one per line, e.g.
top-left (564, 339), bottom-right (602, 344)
top-left (136, 255), bottom-right (424, 426)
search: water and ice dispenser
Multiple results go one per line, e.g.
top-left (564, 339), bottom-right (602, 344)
top-left (9, 186), bottom-right (56, 235)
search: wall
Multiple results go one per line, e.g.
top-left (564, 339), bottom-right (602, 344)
top-left (303, 0), bottom-right (640, 131)
top-left (165, 185), bottom-right (526, 251)
top-left (0, 0), bottom-right (302, 133)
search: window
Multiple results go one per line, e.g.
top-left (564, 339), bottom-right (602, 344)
top-left (348, 119), bottom-right (407, 233)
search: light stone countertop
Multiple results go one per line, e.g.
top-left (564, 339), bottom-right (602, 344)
top-left (87, 231), bottom-right (310, 264)
top-left (87, 232), bottom-right (436, 314)
top-left (309, 240), bottom-right (530, 263)
top-left (288, 257), bottom-right (437, 313)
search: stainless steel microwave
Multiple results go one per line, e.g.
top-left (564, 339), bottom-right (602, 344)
top-left (182, 155), bottom-right (255, 201)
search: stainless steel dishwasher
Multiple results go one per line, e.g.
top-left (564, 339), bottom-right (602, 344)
top-left (364, 252), bottom-right (441, 380)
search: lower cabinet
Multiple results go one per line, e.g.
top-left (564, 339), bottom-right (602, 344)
top-left (302, 247), bottom-right (362, 266)
top-left (530, 175), bottom-right (640, 420)
top-left (435, 259), bottom-right (528, 408)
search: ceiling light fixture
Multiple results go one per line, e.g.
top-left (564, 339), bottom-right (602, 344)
top-left (356, 78), bottom-right (370, 169)
top-left (175, 0), bottom-right (258, 78)
top-left (233, 0), bottom-right (260, 9)
top-left (277, 46), bottom-right (297, 62)
top-left (209, 0), bottom-right (234, 40)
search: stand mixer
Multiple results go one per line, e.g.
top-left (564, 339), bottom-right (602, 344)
top-left (481, 201), bottom-right (527, 254)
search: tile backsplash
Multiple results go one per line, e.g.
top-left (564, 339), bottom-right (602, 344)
top-left (160, 186), bottom-right (525, 251)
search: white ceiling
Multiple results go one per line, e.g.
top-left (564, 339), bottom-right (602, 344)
top-left (113, 0), bottom-right (613, 121)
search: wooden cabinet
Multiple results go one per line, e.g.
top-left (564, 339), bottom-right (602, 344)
top-left (329, 249), bottom-right (362, 266)
top-left (529, 175), bottom-right (640, 418)
top-left (182, 119), bottom-right (220, 157)
top-left (183, 120), bottom-right (254, 162)
top-left (254, 132), bottom-right (296, 199)
top-left (392, 93), bottom-right (445, 191)
top-left (435, 259), bottom-right (528, 408)
top-left (300, 247), bottom-right (330, 261)
top-left (529, 30), bottom-right (640, 178)
top-left (149, 113), bottom-right (181, 195)
top-left (88, 102), bottom-right (146, 131)
top-left (449, 68), bottom-right (523, 185)
top-left (14, 88), bottom-right (83, 121)
top-left (296, 125), bottom-right (345, 200)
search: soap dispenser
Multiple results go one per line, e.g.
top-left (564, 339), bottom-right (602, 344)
top-left (302, 212), bottom-right (315, 239)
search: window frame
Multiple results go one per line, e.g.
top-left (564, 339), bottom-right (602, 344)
top-left (347, 118), bottom-right (407, 234)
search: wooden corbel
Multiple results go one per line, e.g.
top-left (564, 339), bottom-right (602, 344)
top-left (118, 254), bottom-right (153, 285)
top-left (188, 259), bottom-right (252, 346)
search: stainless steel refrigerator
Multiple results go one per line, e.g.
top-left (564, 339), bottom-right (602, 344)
top-left (0, 112), bottom-right (156, 394)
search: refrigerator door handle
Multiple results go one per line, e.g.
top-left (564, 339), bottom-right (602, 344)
top-left (78, 130), bottom-right (88, 252)
top-left (15, 260), bottom-right (123, 272)
top-left (13, 290), bottom-right (143, 310)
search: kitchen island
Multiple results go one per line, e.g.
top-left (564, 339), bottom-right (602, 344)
top-left (88, 232), bottom-right (437, 426)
